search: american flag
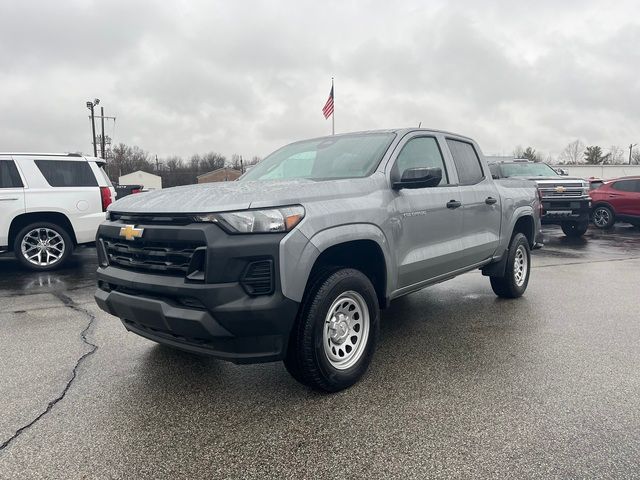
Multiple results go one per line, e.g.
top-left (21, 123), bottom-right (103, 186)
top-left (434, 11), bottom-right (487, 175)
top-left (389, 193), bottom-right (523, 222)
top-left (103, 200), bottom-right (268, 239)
top-left (322, 86), bottom-right (334, 119)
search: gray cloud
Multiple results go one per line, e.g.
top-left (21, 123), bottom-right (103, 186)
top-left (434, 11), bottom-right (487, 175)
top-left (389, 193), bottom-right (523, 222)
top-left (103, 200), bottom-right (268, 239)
top-left (1, 0), bottom-right (639, 160)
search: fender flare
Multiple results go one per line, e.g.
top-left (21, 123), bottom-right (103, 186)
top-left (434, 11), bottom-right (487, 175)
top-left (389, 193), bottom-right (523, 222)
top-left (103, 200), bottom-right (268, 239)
top-left (279, 223), bottom-right (393, 303)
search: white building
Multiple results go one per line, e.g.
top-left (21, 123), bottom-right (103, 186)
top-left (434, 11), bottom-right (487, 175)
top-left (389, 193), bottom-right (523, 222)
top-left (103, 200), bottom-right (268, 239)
top-left (118, 170), bottom-right (162, 190)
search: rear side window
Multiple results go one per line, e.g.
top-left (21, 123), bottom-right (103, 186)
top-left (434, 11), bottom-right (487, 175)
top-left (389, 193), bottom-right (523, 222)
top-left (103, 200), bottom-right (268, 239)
top-left (0, 160), bottom-right (23, 188)
top-left (611, 180), bottom-right (638, 192)
top-left (35, 160), bottom-right (97, 187)
top-left (94, 163), bottom-right (114, 187)
top-left (446, 139), bottom-right (484, 185)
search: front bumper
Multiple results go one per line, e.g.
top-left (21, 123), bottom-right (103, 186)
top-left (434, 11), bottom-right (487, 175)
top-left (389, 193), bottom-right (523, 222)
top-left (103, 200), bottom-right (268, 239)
top-left (94, 220), bottom-right (299, 363)
top-left (541, 198), bottom-right (591, 225)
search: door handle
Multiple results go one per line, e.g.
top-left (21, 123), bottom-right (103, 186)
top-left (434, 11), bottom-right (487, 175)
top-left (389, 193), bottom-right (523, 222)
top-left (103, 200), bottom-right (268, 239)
top-left (446, 200), bottom-right (462, 209)
top-left (485, 197), bottom-right (497, 205)
top-left (0, 197), bottom-right (19, 201)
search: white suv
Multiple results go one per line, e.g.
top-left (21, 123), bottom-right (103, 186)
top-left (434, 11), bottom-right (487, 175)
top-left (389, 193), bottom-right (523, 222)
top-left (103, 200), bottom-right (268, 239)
top-left (0, 153), bottom-right (115, 271)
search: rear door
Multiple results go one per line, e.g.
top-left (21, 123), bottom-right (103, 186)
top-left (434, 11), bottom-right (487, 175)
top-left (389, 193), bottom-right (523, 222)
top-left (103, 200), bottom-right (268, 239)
top-left (0, 157), bottom-right (26, 248)
top-left (445, 138), bottom-right (502, 265)
top-left (390, 134), bottom-right (464, 287)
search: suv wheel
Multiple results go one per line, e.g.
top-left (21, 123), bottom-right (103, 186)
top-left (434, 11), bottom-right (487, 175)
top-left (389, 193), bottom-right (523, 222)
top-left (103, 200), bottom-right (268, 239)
top-left (592, 206), bottom-right (615, 229)
top-left (560, 220), bottom-right (588, 237)
top-left (13, 222), bottom-right (73, 271)
top-left (284, 268), bottom-right (380, 392)
top-left (490, 233), bottom-right (530, 298)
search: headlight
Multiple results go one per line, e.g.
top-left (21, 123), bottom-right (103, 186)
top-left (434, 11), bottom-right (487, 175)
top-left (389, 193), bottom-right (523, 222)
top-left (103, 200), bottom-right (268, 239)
top-left (581, 182), bottom-right (589, 196)
top-left (194, 205), bottom-right (305, 234)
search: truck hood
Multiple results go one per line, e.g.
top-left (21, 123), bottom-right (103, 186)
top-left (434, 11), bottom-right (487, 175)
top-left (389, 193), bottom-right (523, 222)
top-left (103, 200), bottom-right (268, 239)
top-left (518, 176), bottom-right (585, 183)
top-left (109, 176), bottom-right (384, 214)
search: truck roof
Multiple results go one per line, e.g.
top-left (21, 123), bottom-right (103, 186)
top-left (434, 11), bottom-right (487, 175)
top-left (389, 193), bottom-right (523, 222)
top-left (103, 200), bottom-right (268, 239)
top-left (297, 128), bottom-right (476, 143)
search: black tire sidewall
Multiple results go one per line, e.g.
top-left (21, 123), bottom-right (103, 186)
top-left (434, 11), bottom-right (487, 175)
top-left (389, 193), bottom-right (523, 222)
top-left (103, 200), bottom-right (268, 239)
top-left (593, 206), bottom-right (615, 229)
top-left (301, 269), bottom-right (380, 391)
top-left (13, 222), bottom-right (73, 271)
top-left (505, 233), bottom-right (530, 296)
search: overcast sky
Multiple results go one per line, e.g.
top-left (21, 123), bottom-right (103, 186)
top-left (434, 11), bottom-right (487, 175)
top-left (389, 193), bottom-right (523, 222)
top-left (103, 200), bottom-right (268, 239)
top-left (1, 0), bottom-right (639, 160)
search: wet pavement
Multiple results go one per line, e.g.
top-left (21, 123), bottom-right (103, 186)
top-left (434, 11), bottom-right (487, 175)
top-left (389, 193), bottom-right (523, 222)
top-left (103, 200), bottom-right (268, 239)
top-left (0, 225), bottom-right (639, 478)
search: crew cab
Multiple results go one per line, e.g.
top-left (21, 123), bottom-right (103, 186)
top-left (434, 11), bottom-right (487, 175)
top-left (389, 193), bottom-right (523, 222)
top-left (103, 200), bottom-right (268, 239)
top-left (488, 159), bottom-right (591, 237)
top-left (0, 153), bottom-right (114, 270)
top-left (95, 129), bottom-right (542, 392)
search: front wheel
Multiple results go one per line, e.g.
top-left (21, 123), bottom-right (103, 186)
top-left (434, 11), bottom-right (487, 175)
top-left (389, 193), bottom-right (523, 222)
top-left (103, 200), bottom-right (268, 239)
top-left (284, 268), bottom-right (380, 392)
top-left (561, 220), bottom-right (588, 237)
top-left (490, 233), bottom-right (530, 298)
top-left (13, 222), bottom-right (73, 271)
top-left (592, 206), bottom-right (615, 229)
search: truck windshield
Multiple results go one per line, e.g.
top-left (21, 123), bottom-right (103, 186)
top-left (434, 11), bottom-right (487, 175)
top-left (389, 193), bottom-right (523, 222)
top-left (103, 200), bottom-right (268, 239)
top-left (240, 132), bottom-right (396, 181)
top-left (500, 162), bottom-right (559, 177)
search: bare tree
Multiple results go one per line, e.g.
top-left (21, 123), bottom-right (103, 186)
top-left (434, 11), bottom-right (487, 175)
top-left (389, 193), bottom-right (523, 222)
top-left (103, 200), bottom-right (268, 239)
top-left (558, 140), bottom-right (585, 165)
top-left (513, 146), bottom-right (524, 158)
top-left (632, 151), bottom-right (640, 165)
top-left (606, 145), bottom-right (625, 164)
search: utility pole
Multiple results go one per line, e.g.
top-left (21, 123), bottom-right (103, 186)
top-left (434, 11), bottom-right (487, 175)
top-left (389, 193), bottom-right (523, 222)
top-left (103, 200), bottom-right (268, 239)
top-left (86, 98), bottom-right (99, 157)
top-left (240, 155), bottom-right (244, 174)
top-left (155, 154), bottom-right (162, 173)
top-left (100, 107), bottom-right (106, 159)
top-left (629, 144), bottom-right (637, 165)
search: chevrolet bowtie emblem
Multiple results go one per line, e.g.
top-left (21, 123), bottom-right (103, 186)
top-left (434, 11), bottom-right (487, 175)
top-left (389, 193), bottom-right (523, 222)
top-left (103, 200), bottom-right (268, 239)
top-left (555, 186), bottom-right (566, 193)
top-left (119, 224), bottom-right (144, 241)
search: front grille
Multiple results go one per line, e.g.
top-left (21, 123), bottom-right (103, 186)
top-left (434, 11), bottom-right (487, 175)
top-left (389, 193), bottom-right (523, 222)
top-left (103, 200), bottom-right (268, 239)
top-left (103, 238), bottom-right (205, 276)
top-left (538, 184), bottom-right (584, 198)
top-left (241, 260), bottom-right (274, 296)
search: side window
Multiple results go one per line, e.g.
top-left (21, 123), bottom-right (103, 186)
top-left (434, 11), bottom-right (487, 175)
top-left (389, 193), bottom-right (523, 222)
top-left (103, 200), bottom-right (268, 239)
top-left (611, 180), bottom-right (635, 192)
top-left (394, 137), bottom-right (448, 185)
top-left (446, 139), bottom-right (484, 185)
top-left (34, 160), bottom-right (98, 187)
top-left (0, 160), bottom-right (23, 188)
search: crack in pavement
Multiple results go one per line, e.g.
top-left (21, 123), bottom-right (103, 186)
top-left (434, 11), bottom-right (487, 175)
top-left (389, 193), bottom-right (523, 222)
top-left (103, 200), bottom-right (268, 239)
top-left (0, 292), bottom-right (98, 452)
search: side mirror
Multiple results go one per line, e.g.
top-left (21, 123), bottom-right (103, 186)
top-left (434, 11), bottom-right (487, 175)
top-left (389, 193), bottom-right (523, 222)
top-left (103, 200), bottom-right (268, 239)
top-left (393, 167), bottom-right (442, 190)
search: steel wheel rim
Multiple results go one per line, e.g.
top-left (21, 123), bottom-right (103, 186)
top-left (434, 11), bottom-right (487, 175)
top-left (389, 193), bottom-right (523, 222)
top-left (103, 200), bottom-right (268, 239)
top-left (593, 208), bottom-right (610, 227)
top-left (21, 228), bottom-right (65, 266)
top-left (322, 290), bottom-right (370, 370)
top-left (513, 245), bottom-right (528, 287)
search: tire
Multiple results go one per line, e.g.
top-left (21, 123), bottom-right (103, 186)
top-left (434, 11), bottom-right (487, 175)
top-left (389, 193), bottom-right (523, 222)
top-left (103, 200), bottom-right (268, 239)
top-left (13, 222), bottom-right (74, 271)
top-left (561, 220), bottom-right (588, 237)
top-left (284, 268), bottom-right (380, 392)
top-left (490, 233), bottom-right (530, 298)
top-left (592, 205), bottom-right (615, 229)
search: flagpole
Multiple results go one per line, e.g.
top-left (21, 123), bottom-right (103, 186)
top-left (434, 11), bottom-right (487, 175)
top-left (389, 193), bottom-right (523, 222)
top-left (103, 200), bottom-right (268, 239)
top-left (331, 77), bottom-right (335, 135)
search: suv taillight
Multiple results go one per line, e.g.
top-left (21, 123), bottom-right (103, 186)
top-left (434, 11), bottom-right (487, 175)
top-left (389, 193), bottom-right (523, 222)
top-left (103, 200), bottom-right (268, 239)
top-left (100, 187), bottom-right (113, 212)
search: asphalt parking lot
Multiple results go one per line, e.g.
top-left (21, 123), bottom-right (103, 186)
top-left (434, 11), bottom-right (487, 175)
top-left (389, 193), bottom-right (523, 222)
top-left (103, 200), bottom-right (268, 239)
top-left (0, 225), bottom-right (639, 479)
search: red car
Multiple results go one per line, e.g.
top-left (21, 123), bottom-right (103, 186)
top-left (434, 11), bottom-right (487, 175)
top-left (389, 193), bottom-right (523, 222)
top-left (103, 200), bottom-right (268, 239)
top-left (590, 176), bottom-right (640, 228)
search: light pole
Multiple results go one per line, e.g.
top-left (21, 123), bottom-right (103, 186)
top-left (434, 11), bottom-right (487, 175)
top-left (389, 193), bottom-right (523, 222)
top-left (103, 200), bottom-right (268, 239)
top-left (629, 143), bottom-right (637, 165)
top-left (86, 98), bottom-right (100, 157)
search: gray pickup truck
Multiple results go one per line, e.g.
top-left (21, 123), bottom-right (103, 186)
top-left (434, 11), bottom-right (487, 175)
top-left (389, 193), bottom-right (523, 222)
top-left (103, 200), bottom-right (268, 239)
top-left (95, 129), bottom-right (542, 391)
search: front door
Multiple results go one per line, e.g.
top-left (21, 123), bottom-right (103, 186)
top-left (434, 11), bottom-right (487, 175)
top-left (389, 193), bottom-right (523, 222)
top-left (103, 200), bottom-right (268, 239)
top-left (391, 135), bottom-right (464, 288)
top-left (0, 158), bottom-right (26, 248)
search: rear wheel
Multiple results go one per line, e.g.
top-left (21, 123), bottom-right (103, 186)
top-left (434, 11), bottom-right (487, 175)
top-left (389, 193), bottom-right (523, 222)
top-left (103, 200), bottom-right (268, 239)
top-left (592, 206), bottom-right (615, 229)
top-left (284, 268), bottom-right (380, 392)
top-left (561, 220), bottom-right (588, 237)
top-left (13, 222), bottom-right (73, 271)
top-left (490, 233), bottom-right (530, 298)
